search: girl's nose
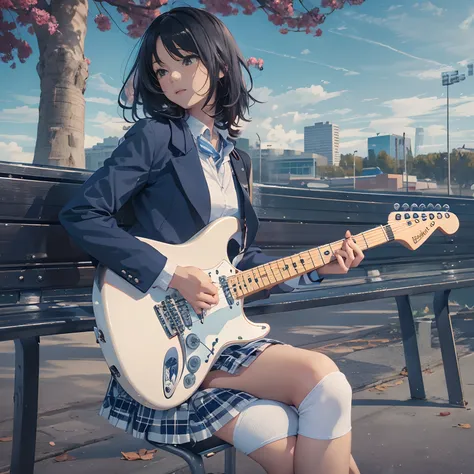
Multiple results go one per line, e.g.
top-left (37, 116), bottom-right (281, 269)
top-left (170, 70), bottom-right (181, 82)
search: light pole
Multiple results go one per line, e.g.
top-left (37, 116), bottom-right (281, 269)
top-left (256, 133), bottom-right (262, 183)
top-left (353, 150), bottom-right (358, 189)
top-left (441, 64), bottom-right (473, 195)
top-left (403, 132), bottom-right (408, 192)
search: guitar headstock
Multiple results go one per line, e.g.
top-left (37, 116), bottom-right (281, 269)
top-left (388, 202), bottom-right (459, 250)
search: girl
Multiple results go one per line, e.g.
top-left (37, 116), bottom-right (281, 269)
top-left (59, 6), bottom-right (364, 474)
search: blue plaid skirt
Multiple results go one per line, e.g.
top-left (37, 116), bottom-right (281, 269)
top-left (99, 338), bottom-right (284, 444)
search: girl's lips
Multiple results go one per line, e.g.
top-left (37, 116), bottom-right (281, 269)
top-left (175, 89), bottom-right (186, 94)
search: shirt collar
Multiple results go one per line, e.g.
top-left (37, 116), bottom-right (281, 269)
top-left (185, 114), bottom-right (231, 145)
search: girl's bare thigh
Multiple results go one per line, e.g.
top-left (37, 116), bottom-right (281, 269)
top-left (201, 344), bottom-right (339, 408)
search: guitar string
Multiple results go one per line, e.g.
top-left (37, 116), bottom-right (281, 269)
top-left (172, 214), bottom-right (450, 315)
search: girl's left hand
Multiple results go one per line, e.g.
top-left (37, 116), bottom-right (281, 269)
top-left (318, 230), bottom-right (365, 276)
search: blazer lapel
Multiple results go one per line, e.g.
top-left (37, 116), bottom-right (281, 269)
top-left (168, 118), bottom-right (211, 226)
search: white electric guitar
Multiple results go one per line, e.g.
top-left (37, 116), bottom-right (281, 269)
top-left (92, 203), bottom-right (459, 410)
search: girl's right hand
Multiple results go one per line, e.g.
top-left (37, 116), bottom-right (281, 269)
top-left (169, 266), bottom-right (219, 315)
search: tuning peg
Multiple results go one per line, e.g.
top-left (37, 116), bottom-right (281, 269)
top-left (434, 204), bottom-right (442, 210)
top-left (427, 203), bottom-right (434, 210)
top-left (419, 204), bottom-right (426, 211)
top-left (402, 203), bottom-right (410, 210)
top-left (410, 203), bottom-right (418, 211)
top-left (443, 204), bottom-right (450, 211)
top-left (394, 203), bottom-right (400, 210)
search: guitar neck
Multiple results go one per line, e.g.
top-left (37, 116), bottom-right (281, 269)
top-left (227, 224), bottom-right (395, 299)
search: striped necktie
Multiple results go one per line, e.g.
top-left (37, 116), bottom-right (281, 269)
top-left (196, 134), bottom-right (223, 170)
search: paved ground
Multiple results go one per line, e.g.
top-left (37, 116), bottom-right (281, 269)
top-left (0, 295), bottom-right (473, 474)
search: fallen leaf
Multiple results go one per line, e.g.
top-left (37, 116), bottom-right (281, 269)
top-left (140, 453), bottom-right (154, 461)
top-left (455, 423), bottom-right (471, 429)
top-left (438, 412), bottom-right (451, 417)
top-left (138, 448), bottom-right (147, 456)
top-left (49, 441), bottom-right (56, 447)
top-left (147, 449), bottom-right (157, 454)
top-left (121, 451), bottom-right (141, 461)
top-left (54, 453), bottom-right (76, 462)
top-left (0, 436), bottom-right (12, 442)
top-left (400, 368), bottom-right (408, 376)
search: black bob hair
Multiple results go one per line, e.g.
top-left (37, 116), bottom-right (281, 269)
top-left (118, 6), bottom-right (260, 138)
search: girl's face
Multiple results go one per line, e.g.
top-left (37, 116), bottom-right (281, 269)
top-left (153, 38), bottom-right (218, 112)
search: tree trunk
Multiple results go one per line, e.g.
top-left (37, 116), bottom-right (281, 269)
top-left (33, 0), bottom-right (89, 168)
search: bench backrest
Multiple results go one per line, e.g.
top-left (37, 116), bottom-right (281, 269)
top-left (1, 161), bottom-right (473, 305)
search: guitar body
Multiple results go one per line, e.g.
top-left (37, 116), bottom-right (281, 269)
top-left (92, 216), bottom-right (270, 410)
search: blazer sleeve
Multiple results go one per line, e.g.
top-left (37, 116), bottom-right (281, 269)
top-left (59, 119), bottom-right (167, 294)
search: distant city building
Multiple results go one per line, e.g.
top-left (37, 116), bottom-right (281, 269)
top-left (235, 137), bottom-right (250, 153)
top-left (304, 121), bottom-right (340, 166)
top-left (249, 147), bottom-right (328, 184)
top-left (368, 134), bottom-right (412, 162)
top-left (415, 127), bottom-right (424, 156)
top-left (85, 136), bottom-right (120, 170)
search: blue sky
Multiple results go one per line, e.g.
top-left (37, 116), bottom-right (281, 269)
top-left (1, 0), bottom-right (473, 164)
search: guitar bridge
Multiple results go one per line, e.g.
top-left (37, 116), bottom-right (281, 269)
top-left (219, 276), bottom-right (234, 306)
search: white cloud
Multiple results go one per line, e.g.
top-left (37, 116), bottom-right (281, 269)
top-left (88, 111), bottom-right (129, 136)
top-left (249, 46), bottom-right (360, 76)
top-left (279, 111), bottom-right (321, 123)
top-left (301, 49), bottom-right (310, 55)
top-left (266, 124), bottom-right (304, 149)
top-left (459, 14), bottom-right (474, 30)
top-left (332, 108), bottom-right (352, 115)
top-left (336, 26), bottom-right (348, 30)
top-left (330, 30), bottom-right (447, 67)
top-left (13, 95), bottom-right (40, 105)
top-left (340, 139), bottom-right (368, 155)
top-left (321, 80), bottom-right (330, 85)
top-left (0, 141), bottom-right (33, 163)
top-left (0, 106), bottom-right (38, 123)
top-left (339, 128), bottom-right (373, 139)
top-left (89, 73), bottom-right (120, 95)
top-left (0, 134), bottom-right (35, 143)
top-left (339, 113), bottom-right (382, 123)
top-left (86, 97), bottom-right (116, 105)
top-left (413, 2), bottom-right (444, 17)
top-left (388, 5), bottom-right (402, 12)
top-left (399, 66), bottom-right (453, 81)
top-left (84, 135), bottom-right (105, 149)
top-left (362, 98), bottom-right (378, 102)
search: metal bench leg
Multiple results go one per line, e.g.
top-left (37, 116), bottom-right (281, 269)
top-left (224, 446), bottom-right (237, 474)
top-left (395, 295), bottom-right (426, 400)
top-left (11, 337), bottom-right (40, 474)
top-left (153, 443), bottom-right (206, 474)
top-left (433, 290), bottom-right (465, 406)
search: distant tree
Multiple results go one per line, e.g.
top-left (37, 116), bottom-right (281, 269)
top-left (376, 150), bottom-right (396, 173)
top-left (339, 153), bottom-right (363, 175)
top-left (0, 0), bottom-right (366, 168)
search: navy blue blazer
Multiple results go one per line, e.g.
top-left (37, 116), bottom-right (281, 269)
top-left (59, 117), bottom-right (291, 300)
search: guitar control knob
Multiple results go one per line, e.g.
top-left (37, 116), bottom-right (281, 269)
top-left (184, 373), bottom-right (196, 389)
top-left (186, 333), bottom-right (200, 350)
top-left (187, 356), bottom-right (201, 373)
top-left (402, 203), bottom-right (409, 210)
top-left (419, 204), bottom-right (426, 211)
top-left (435, 204), bottom-right (442, 210)
top-left (443, 204), bottom-right (450, 211)
top-left (410, 204), bottom-right (418, 211)
top-left (427, 203), bottom-right (434, 210)
top-left (394, 203), bottom-right (400, 210)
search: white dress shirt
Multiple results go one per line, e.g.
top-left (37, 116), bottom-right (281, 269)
top-left (151, 115), bottom-right (315, 291)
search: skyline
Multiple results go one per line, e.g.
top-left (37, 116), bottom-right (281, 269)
top-left (1, 0), bottom-right (473, 165)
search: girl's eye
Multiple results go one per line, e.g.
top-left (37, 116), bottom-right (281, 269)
top-left (156, 68), bottom-right (168, 79)
top-left (183, 56), bottom-right (198, 66)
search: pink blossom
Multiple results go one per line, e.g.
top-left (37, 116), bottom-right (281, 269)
top-left (94, 14), bottom-right (111, 32)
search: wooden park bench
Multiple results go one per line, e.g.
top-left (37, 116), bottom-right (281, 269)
top-left (1, 161), bottom-right (473, 474)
